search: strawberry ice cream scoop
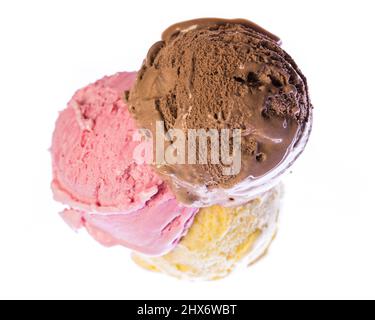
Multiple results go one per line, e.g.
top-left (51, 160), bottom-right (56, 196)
top-left (51, 72), bottom-right (197, 256)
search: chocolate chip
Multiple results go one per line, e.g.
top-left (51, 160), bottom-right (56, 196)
top-left (234, 76), bottom-right (246, 84)
top-left (124, 90), bottom-right (130, 102)
top-left (247, 72), bottom-right (260, 85)
top-left (256, 153), bottom-right (266, 162)
top-left (269, 75), bottom-right (283, 88)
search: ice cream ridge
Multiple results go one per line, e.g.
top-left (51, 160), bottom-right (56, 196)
top-left (52, 18), bottom-right (312, 280)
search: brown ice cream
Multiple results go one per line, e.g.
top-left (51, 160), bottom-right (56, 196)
top-left (128, 18), bottom-right (312, 207)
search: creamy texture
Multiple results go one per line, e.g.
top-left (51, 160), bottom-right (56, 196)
top-left (60, 186), bottom-right (196, 256)
top-left (133, 184), bottom-right (282, 280)
top-left (128, 18), bottom-right (312, 207)
top-left (52, 72), bottom-right (197, 256)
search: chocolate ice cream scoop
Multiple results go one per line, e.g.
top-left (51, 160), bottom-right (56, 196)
top-left (128, 18), bottom-right (312, 207)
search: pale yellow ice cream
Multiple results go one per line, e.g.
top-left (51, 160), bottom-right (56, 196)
top-left (133, 184), bottom-right (282, 280)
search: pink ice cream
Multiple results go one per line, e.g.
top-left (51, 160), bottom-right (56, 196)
top-left (52, 72), bottom-right (197, 256)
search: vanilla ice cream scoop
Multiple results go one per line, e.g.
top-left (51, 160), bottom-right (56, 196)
top-left (133, 184), bottom-right (282, 280)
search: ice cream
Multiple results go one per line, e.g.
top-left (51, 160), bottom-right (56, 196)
top-left (51, 18), bottom-right (312, 281)
top-left (51, 72), bottom-right (197, 256)
top-left (128, 18), bottom-right (312, 207)
top-left (133, 184), bottom-right (282, 280)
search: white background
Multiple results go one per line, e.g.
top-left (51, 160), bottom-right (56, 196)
top-left (0, 0), bottom-right (374, 300)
